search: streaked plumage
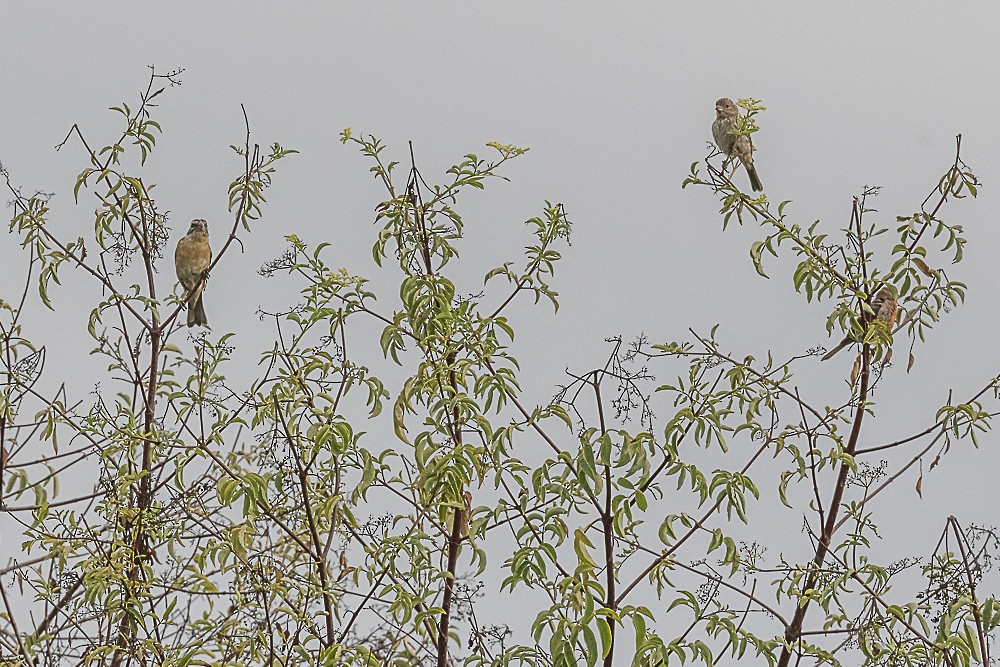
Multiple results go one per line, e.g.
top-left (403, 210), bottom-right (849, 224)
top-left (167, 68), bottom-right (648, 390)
top-left (822, 286), bottom-right (898, 361)
top-left (712, 97), bottom-right (763, 192)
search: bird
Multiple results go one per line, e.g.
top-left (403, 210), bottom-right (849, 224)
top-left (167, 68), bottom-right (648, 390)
top-left (174, 219), bottom-right (212, 327)
top-left (712, 97), bottom-right (763, 192)
top-left (822, 285), bottom-right (899, 361)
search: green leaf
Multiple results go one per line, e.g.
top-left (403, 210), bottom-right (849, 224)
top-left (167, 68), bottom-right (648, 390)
top-left (597, 616), bottom-right (613, 659)
top-left (749, 241), bottom-right (769, 278)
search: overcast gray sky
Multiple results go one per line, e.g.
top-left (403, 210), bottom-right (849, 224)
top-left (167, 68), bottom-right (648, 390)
top-left (3, 0), bottom-right (1000, 648)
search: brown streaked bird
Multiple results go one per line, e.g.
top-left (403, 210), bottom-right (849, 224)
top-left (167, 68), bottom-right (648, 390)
top-left (174, 219), bottom-right (212, 327)
top-left (822, 285), bottom-right (899, 361)
top-left (712, 97), bottom-right (763, 192)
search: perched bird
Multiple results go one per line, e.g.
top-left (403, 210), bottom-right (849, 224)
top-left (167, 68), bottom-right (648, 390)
top-left (174, 219), bottom-right (212, 327)
top-left (712, 97), bottom-right (763, 192)
top-left (822, 285), bottom-right (899, 361)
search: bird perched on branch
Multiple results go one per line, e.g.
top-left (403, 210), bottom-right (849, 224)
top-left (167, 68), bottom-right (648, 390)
top-left (712, 97), bottom-right (763, 192)
top-left (174, 219), bottom-right (212, 327)
top-left (822, 285), bottom-right (899, 361)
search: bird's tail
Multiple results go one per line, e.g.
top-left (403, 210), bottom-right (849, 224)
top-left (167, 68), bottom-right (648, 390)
top-left (746, 163), bottom-right (763, 192)
top-left (187, 294), bottom-right (209, 328)
top-left (821, 336), bottom-right (852, 361)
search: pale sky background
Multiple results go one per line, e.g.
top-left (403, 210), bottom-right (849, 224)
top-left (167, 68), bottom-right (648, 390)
top-left (2, 1), bottom-right (1000, 656)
